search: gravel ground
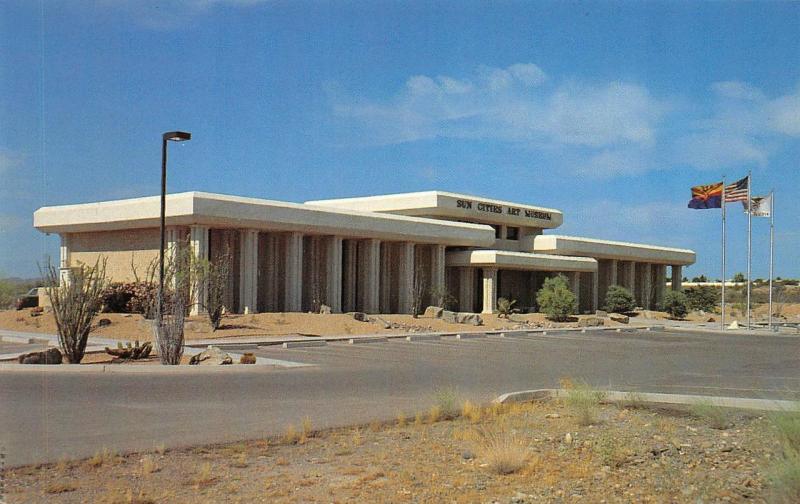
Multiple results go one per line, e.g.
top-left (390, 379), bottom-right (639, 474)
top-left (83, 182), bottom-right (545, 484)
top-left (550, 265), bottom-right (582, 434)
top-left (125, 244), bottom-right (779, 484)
top-left (2, 397), bottom-right (782, 503)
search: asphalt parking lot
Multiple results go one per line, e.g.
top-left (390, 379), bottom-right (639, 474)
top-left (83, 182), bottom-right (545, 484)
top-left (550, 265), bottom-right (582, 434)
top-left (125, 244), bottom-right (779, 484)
top-left (1, 328), bottom-right (799, 466)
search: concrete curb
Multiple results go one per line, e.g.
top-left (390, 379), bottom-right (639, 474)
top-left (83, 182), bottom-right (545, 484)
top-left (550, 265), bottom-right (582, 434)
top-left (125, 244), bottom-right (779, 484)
top-left (494, 388), bottom-right (799, 412)
top-left (405, 334), bottom-right (441, 342)
top-left (347, 336), bottom-right (388, 344)
top-left (282, 340), bottom-right (327, 349)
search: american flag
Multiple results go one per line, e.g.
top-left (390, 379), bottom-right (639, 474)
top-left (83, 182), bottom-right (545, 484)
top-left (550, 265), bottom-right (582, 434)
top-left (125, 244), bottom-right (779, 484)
top-left (724, 176), bottom-right (749, 203)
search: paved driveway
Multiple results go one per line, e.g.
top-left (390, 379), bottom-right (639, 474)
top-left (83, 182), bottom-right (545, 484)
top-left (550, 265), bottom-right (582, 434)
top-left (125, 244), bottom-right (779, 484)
top-left (1, 329), bottom-right (798, 467)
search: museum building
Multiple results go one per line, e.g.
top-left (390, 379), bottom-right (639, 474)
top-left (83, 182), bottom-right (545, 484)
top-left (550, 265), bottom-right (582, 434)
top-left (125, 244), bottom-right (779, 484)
top-left (33, 191), bottom-right (695, 316)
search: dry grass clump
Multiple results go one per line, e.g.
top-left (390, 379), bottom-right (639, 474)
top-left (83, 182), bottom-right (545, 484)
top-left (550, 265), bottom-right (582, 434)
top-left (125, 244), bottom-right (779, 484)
top-left (87, 447), bottom-right (115, 468)
top-left (618, 391), bottom-right (647, 410)
top-left (284, 424), bottom-right (299, 444)
top-left (690, 399), bottom-right (730, 429)
top-left (231, 451), bottom-right (249, 469)
top-left (565, 382), bottom-right (605, 426)
top-left (428, 405), bottom-right (442, 423)
top-left (140, 455), bottom-right (159, 475)
top-left (396, 411), bottom-right (407, 427)
top-left (477, 429), bottom-right (530, 475)
top-left (414, 411), bottom-right (424, 426)
top-left (433, 387), bottom-right (461, 419)
top-left (190, 461), bottom-right (216, 488)
top-left (154, 443), bottom-right (166, 455)
top-left (462, 400), bottom-right (482, 423)
top-left (45, 481), bottom-right (78, 494)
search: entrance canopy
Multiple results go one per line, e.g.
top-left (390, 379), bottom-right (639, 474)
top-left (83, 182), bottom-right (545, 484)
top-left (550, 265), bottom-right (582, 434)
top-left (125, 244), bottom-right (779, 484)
top-left (446, 249), bottom-right (597, 272)
top-left (533, 235), bottom-right (695, 265)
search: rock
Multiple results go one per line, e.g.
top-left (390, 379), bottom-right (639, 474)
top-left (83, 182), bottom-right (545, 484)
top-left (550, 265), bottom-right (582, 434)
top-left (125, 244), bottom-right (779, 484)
top-left (352, 312), bottom-right (369, 322)
top-left (424, 306), bottom-right (444, 318)
top-left (18, 347), bottom-right (62, 365)
top-left (578, 316), bottom-right (604, 327)
top-left (564, 432), bottom-right (573, 444)
top-left (461, 449), bottom-right (475, 460)
top-left (441, 310), bottom-right (457, 323)
top-left (707, 316), bottom-right (716, 323)
top-left (239, 353), bottom-right (257, 364)
top-left (545, 413), bottom-right (560, 419)
top-left (728, 320), bottom-right (740, 330)
top-left (595, 310), bottom-right (608, 317)
top-left (455, 312), bottom-right (483, 326)
top-left (189, 346), bottom-right (233, 365)
top-left (609, 313), bottom-right (630, 324)
top-left (319, 304), bottom-right (332, 315)
top-left (97, 318), bottom-right (112, 327)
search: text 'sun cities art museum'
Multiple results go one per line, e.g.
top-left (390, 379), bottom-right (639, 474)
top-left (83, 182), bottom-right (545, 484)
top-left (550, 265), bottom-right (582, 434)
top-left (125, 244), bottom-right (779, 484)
top-left (33, 190), bottom-right (696, 316)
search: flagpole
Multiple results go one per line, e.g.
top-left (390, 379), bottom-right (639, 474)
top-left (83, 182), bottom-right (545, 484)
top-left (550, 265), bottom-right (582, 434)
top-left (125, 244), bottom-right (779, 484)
top-left (721, 177), bottom-right (726, 331)
top-left (768, 190), bottom-right (774, 331)
top-left (746, 171), bottom-right (752, 330)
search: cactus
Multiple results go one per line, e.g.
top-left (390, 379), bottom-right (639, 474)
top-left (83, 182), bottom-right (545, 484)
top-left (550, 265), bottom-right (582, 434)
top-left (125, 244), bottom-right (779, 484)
top-left (105, 340), bottom-right (152, 360)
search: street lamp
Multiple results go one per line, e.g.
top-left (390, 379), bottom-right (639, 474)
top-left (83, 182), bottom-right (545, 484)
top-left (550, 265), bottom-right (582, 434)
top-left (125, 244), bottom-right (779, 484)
top-left (158, 131), bottom-right (191, 321)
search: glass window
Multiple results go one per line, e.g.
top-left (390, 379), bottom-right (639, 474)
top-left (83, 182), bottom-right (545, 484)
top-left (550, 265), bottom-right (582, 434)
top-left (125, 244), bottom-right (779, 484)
top-left (506, 227), bottom-right (519, 240)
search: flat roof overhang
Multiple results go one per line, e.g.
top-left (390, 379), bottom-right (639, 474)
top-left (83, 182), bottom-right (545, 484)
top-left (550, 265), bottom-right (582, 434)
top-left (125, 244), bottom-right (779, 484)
top-left (533, 235), bottom-right (696, 266)
top-left (446, 250), bottom-right (598, 272)
top-left (33, 192), bottom-right (497, 247)
top-left (307, 190), bottom-right (564, 229)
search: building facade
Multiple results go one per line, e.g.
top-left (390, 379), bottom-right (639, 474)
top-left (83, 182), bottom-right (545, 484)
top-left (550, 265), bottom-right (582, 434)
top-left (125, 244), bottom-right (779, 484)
top-left (34, 191), bottom-right (695, 315)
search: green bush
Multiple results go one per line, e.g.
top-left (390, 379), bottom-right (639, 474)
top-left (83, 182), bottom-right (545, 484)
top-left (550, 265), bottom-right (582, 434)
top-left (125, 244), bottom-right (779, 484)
top-left (685, 285), bottom-right (718, 312)
top-left (660, 290), bottom-right (689, 318)
top-left (604, 285), bottom-right (635, 313)
top-left (536, 275), bottom-right (576, 322)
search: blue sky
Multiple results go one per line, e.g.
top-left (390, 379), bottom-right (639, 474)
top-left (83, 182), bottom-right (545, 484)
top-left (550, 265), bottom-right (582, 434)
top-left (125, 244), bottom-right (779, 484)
top-left (1, 1), bottom-right (798, 279)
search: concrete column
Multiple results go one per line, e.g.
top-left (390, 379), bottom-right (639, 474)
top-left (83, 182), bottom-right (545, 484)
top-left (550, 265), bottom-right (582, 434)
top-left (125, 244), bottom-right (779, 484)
top-left (238, 229), bottom-right (259, 314)
top-left (642, 263), bottom-right (653, 310)
top-left (325, 236), bottom-right (343, 313)
top-left (591, 270), bottom-right (599, 311)
top-left (458, 267), bottom-right (474, 312)
top-left (654, 264), bottom-right (666, 309)
top-left (397, 242), bottom-right (415, 314)
top-left (189, 225), bottom-right (209, 315)
top-left (59, 233), bottom-right (72, 284)
top-left (609, 259), bottom-right (618, 287)
top-left (284, 232), bottom-right (303, 312)
top-left (379, 243), bottom-right (392, 313)
top-left (357, 239), bottom-right (380, 314)
top-left (430, 245), bottom-right (446, 298)
top-left (671, 265), bottom-right (683, 291)
top-left (260, 234), bottom-right (280, 312)
top-left (342, 240), bottom-right (358, 312)
top-left (481, 267), bottom-right (498, 314)
top-left (567, 271), bottom-right (581, 312)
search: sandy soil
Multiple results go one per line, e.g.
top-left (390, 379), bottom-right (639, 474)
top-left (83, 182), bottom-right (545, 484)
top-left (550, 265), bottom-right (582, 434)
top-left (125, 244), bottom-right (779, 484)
top-left (3, 396), bottom-right (778, 503)
top-left (0, 309), bottom-right (627, 343)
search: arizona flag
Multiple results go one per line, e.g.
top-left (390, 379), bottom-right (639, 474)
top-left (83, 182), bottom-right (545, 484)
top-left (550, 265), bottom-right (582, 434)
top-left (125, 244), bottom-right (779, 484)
top-left (688, 182), bottom-right (723, 209)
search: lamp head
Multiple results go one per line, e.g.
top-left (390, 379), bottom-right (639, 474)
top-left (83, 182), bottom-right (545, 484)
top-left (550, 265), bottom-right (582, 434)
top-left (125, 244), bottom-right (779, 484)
top-left (163, 131), bottom-right (191, 142)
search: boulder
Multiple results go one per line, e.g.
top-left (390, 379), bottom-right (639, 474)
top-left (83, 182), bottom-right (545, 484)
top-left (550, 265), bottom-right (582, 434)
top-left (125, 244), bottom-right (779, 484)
top-left (97, 318), bottom-right (112, 327)
top-left (319, 304), bottom-right (332, 315)
top-left (441, 310), bottom-right (457, 323)
top-left (608, 313), bottom-right (629, 324)
top-left (352, 312), bottom-right (369, 322)
top-left (595, 310), bottom-right (609, 318)
top-left (18, 347), bottom-right (62, 365)
top-left (578, 316), bottom-right (605, 327)
top-left (455, 312), bottom-right (483, 326)
top-left (728, 320), bottom-right (740, 330)
top-left (423, 306), bottom-right (444, 319)
top-left (189, 346), bottom-right (233, 365)
top-left (706, 316), bottom-right (716, 323)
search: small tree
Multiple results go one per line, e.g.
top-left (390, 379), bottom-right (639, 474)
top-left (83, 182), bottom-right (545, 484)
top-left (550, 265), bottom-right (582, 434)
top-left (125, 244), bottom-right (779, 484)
top-left (604, 285), bottom-right (635, 313)
top-left (496, 297), bottom-right (517, 318)
top-left (429, 285), bottom-right (457, 311)
top-left (43, 259), bottom-right (108, 364)
top-left (536, 275), bottom-right (576, 322)
top-left (204, 251), bottom-right (232, 331)
top-left (661, 290), bottom-right (689, 319)
top-left (685, 285), bottom-right (718, 312)
top-left (733, 272), bottom-right (746, 283)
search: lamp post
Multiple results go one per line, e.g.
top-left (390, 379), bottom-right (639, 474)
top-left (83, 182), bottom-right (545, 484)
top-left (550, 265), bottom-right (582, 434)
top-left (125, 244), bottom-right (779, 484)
top-left (157, 131), bottom-right (191, 321)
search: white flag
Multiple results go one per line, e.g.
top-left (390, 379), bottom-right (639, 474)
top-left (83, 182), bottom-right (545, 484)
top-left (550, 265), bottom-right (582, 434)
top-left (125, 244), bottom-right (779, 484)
top-left (742, 193), bottom-right (772, 217)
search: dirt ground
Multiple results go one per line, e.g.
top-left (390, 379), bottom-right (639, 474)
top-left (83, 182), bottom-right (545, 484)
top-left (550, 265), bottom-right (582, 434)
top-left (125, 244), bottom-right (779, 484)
top-left (0, 309), bottom-right (628, 343)
top-left (3, 396), bottom-right (780, 503)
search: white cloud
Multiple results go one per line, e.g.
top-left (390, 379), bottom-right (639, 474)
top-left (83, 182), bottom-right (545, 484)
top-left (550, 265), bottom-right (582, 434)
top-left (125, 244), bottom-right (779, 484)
top-left (333, 63), bottom-right (670, 151)
top-left (96, 0), bottom-right (270, 29)
top-left (576, 147), bottom-right (653, 179)
top-left (767, 89), bottom-right (800, 136)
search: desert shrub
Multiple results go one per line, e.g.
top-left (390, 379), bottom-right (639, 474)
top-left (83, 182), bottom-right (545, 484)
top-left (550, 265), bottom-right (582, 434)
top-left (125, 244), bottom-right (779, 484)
top-left (769, 405), bottom-right (800, 503)
top-left (496, 297), bottom-right (517, 319)
top-left (203, 251), bottom-right (232, 331)
top-left (433, 387), bottom-right (460, 419)
top-left (690, 400), bottom-right (729, 429)
top-left (660, 290), bottom-right (689, 318)
top-left (685, 285), bottom-right (719, 312)
top-left (477, 430), bottom-right (529, 475)
top-left (536, 275), bottom-right (576, 321)
top-left (565, 382), bottom-right (605, 426)
top-left (429, 286), bottom-right (457, 310)
top-left (43, 259), bottom-right (108, 364)
top-left (604, 285), bottom-right (635, 313)
top-left (771, 406), bottom-right (800, 455)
